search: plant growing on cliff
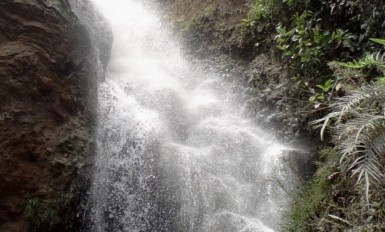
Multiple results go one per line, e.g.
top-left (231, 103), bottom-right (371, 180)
top-left (25, 198), bottom-right (61, 232)
top-left (244, 0), bottom-right (385, 111)
top-left (311, 39), bottom-right (385, 203)
top-left (284, 40), bottom-right (385, 230)
top-left (312, 85), bottom-right (385, 201)
top-left (275, 10), bottom-right (357, 80)
top-left (284, 147), bottom-right (338, 231)
top-left (24, 194), bottom-right (78, 232)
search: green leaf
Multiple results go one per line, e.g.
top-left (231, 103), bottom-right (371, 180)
top-left (324, 79), bottom-right (332, 90)
top-left (369, 38), bottom-right (385, 46)
top-left (315, 84), bottom-right (325, 91)
top-left (316, 79), bottom-right (332, 92)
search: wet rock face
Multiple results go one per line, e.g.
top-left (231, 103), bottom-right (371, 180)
top-left (158, 0), bottom-right (255, 59)
top-left (0, 0), bottom-right (111, 231)
top-left (159, 0), bottom-right (316, 146)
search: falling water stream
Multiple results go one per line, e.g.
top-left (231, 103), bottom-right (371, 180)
top-left (87, 0), bottom-right (297, 231)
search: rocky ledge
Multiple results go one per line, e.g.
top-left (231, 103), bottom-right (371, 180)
top-left (0, 0), bottom-right (111, 231)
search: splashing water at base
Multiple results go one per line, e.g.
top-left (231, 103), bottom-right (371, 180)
top-left (88, 0), bottom-right (297, 231)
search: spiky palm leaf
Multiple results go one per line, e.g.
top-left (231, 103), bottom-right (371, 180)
top-left (331, 86), bottom-right (385, 118)
top-left (310, 85), bottom-right (385, 140)
top-left (311, 39), bottom-right (385, 203)
top-left (337, 116), bottom-right (385, 202)
top-left (335, 52), bottom-right (385, 71)
top-left (311, 85), bottom-right (385, 203)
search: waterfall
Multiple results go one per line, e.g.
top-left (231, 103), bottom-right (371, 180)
top-left (87, 0), bottom-right (297, 231)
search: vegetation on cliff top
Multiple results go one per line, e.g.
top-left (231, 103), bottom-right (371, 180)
top-left (243, 0), bottom-right (385, 230)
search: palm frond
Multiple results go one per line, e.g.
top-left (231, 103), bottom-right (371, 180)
top-left (353, 115), bottom-right (385, 145)
top-left (369, 38), bottom-right (385, 46)
top-left (335, 52), bottom-right (385, 70)
top-left (310, 86), bottom-right (385, 140)
top-left (310, 42), bottom-right (385, 207)
top-left (345, 123), bottom-right (385, 203)
top-left (311, 81), bottom-right (385, 204)
top-left (331, 86), bottom-right (383, 119)
top-left (309, 112), bottom-right (339, 140)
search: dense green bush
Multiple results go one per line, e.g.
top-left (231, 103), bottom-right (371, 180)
top-left (284, 146), bottom-right (385, 231)
top-left (25, 198), bottom-right (61, 232)
top-left (275, 11), bottom-right (356, 79)
top-left (244, 0), bottom-right (385, 230)
top-left (312, 40), bottom-right (385, 201)
top-left (320, 0), bottom-right (385, 41)
top-left (24, 195), bottom-right (79, 232)
top-left (245, 0), bottom-right (384, 106)
top-left (283, 147), bottom-right (337, 231)
top-left (285, 39), bottom-right (385, 231)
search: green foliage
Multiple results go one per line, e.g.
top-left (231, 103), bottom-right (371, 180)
top-left (318, 0), bottom-right (385, 41)
top-left (344, 1), bottom-right (385, 40)
top-left (25, 198), bottom-right (61, 232)
top-left (311, 43), bottom-right (385, 203)
top-left (275, 10), bottom-right (357, 79)
top-left (375, 76), bottom-right (385, 86)
top-left (311, 85), bottom-right (385, 203)
top-left (24, 194), bottom-right (79, 232)
top-left (335, 53), bottom-right (385, 70)
top-left (243, 0), bottom-right (385, 226)
top-left (370, 38), bottom-right (385, 46)
top-left (274, 8), bottom-right (356, 107)
top-left (244, 0), bottom-right (385, 110)
top-left (241, 0), bottom-right (281, 29)
top-left (308, 78), bottom-right (335, 104)
top-left (245, 0), bottom-right (310, 24)
top-left (203, 6), bottom-right (215, 17)
top-left (316, 79), bottom-right (333, 93)
top-left (285, 39), bottom-right (385, 231)
top-left (247, 0), bottom-right (279, 21)
top-left (284, 145), bottom-right (385, 230)
top-left (283, 147), bottom-right (337, 231)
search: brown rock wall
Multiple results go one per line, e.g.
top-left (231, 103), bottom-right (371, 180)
top-left (0, 0), bottom-right (110, 231)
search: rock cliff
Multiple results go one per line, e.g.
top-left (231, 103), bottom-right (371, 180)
top-left (0, 0), bottom-right (111, 231)
top-left (157, 0), bottom-right (317, 181)
top-left (158, 0), bottom-right (314, 145)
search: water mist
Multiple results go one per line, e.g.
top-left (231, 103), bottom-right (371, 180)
top-left (87, 1), bottom-right (297, 231)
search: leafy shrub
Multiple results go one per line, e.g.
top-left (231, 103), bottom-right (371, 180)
top-left (284, 39), bottom-right (385, 231)
top-left (275, 11), bottom-right (356, 78)
top-left (283, 147), bottom-right (337, 231)
top-left (24, 194), bottom-right (79, 232)
top-left (311, 39), bottom-right (385, 203)
top-left (320, 0), bottom-right (385, 41)
top-left (244, 0), bottom-right (384, 107)
top-left (246, 0), bottom-right (280, 22)
top-left (313, 86), bottom-right (385, 200)
top-left (25, 198), bottom-right (61, 232)
top-left (243, 0), bottom-right (385, 228)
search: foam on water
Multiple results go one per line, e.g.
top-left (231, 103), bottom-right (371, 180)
top-left (88, 0), bottom-right (296, 231)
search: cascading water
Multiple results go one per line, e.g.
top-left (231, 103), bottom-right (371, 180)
top-left (87, 0), bottom-right (297, 231)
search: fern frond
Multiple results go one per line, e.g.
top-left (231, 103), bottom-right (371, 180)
top-left (369, 38), bottom-right (385, 46)
top-left (335, 130), bottom-right (357, 164)
top-left (346, 124), bottom-right (385, 203)
top-left (374, 51), bottom-right (385, 64)
top-left (312, 48), bottom-right (385, 206)
top-left (309, 112), bottom-right (339, 140)
top-left (335, 53), bottom-right (385, 70)
top-left (331, 86), bottom-right (385, 122)
top-left (326, 97), bottom-right (385, 204)
top-left (353, 115), bottom-right (385, 145)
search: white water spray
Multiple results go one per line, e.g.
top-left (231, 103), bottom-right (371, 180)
top-left (88, 0), bottom-right (296, 231)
